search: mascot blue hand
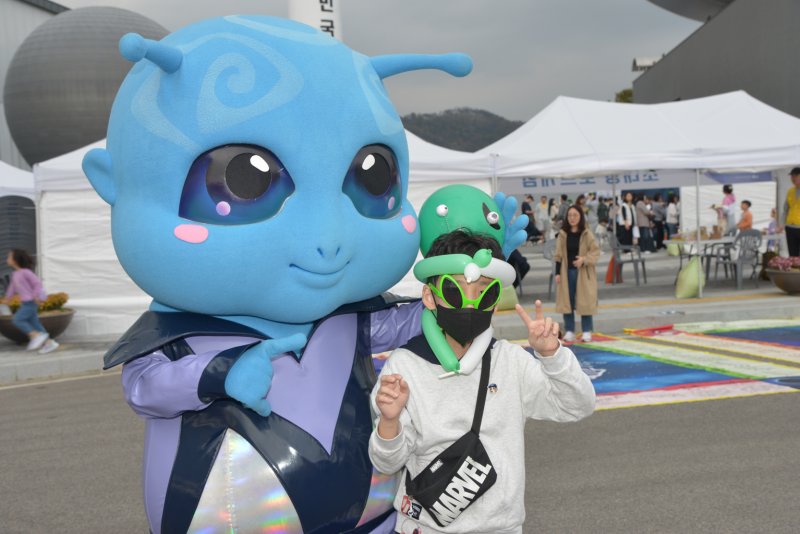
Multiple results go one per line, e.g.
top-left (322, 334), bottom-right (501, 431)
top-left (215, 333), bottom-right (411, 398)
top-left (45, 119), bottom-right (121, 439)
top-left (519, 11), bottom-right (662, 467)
top-left (225, 333), bottom-right (308, 416)
top-left (494, 192), bottom-right (529, 258)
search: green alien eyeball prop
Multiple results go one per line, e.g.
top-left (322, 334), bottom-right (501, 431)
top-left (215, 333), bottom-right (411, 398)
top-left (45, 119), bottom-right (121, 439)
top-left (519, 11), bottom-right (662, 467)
top-left (418, 184), bottom-right (505, 256)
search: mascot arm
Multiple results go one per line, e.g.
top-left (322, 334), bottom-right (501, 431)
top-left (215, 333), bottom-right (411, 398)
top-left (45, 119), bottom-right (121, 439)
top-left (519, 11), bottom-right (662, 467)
top-left (494, 192), bottom-right (529, 258)
top-left (224, 334), bottom-right (307, 417)
top-left (122, 351), bottom-right (220, 418)
top-left (369, 301), bottom-right (424, 354)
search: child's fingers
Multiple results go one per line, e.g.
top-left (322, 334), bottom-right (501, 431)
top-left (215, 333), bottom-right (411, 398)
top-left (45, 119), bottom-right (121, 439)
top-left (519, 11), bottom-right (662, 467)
top-left (514, 304), bottom-right (534, 328)
top-left (377, 387), bottom-right (396, 399)
top-left (398, 378), bottom-right (409, 394)
top-left (531, 322), bottom-right (545, 339)
top-left (380, 374), bottom-right (402, 386)
top-left (550, 322), bottom-right (560, 337)
top-left (376, 392), bottom-right (398, 405)
top-left (543, 316), bottom-right (553, 334)
top-left (533, 300), bottom-right (545, 321)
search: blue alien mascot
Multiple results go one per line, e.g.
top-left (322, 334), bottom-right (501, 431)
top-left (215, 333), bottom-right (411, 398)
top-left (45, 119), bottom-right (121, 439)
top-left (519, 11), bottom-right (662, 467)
top-left (83, 15), bottom-right (526, 534)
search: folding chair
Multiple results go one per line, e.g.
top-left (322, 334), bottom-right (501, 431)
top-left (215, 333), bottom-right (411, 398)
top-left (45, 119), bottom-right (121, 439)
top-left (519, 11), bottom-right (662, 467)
top-left (610, 234), bottom-right (647, 286)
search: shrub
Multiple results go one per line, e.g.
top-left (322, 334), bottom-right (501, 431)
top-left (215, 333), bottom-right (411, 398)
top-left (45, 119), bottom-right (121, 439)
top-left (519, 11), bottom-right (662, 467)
top-left (7, 292), bottom-right (69, 313)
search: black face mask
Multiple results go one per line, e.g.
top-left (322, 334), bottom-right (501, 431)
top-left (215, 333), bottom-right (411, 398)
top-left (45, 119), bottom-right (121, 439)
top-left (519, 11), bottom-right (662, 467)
top-left (435, 305), bottom-right (493, 346)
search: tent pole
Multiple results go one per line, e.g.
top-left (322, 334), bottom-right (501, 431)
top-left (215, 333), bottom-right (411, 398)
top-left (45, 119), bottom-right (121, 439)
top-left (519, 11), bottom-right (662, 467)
top-left (695, 169), bottom-right (703, 299)
top-left (490, 153), bottom-right (498, 195)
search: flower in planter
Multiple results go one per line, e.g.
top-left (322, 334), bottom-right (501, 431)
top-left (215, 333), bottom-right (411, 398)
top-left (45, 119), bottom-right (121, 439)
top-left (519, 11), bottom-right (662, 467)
top-left (7, 292), bottom-right (69, 314)
top-left (767, 256), bottom-right (800, 272)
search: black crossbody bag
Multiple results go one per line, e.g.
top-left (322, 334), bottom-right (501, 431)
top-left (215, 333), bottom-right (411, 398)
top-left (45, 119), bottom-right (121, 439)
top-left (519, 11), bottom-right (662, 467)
top-left (404, 349), bottom-right (497, 527)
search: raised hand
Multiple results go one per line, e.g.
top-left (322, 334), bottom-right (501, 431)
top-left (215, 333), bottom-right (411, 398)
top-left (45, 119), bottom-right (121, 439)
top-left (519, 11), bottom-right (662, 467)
top-left (224, 333), bottom-right (307, 416)
top-left (515, 300), bottom-right (560, 357)
top-left (376, 374), bottom-right (409, 439)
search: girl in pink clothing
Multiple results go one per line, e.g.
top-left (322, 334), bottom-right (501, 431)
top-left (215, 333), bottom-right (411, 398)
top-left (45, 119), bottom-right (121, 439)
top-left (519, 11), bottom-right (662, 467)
top-left (2, 249), bottom-right (57, 353)
top-left (711, 184), bottom-right (737, 235)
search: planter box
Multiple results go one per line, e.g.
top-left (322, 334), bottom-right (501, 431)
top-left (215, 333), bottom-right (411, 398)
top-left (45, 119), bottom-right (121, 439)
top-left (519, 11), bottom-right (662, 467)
top-left (0, 308), bottom-right (75, 344)
top-left (766, 269), bottom-right (800, 295)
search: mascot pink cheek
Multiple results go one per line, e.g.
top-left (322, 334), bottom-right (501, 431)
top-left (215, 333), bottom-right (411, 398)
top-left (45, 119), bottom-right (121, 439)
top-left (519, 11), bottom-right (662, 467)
top-left (174, 224), bottom-right (209, 244)
top-left (401, 215), bottom-right (417, 234)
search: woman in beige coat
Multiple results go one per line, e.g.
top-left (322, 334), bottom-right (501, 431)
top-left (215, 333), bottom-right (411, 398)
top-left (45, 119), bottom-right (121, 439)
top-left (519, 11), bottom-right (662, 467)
top-left (554, 205), bottom-right (600, 342)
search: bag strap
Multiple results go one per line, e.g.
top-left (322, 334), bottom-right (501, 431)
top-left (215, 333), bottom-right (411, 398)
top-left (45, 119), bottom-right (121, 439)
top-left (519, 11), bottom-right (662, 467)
top-left (470, 348), bottom-right (492, 435)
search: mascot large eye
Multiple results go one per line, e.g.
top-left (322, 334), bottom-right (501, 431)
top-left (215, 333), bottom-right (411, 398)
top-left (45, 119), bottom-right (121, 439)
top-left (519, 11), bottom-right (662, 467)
top-left (342, 144), bottom-right (402, 219)
top-left (179, 145), bottom-right (295, 225)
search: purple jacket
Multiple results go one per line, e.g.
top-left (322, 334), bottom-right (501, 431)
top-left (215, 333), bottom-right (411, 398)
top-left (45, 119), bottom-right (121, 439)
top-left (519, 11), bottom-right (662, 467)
top-left (5, 268), bottom-right (45, 302)
top-left (109, 297), bottom-right (422, 533)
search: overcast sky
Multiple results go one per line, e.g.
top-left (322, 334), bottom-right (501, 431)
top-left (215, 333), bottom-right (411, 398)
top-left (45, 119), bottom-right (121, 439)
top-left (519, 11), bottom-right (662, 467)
top-left (60, 0), bottom-right (701, 121)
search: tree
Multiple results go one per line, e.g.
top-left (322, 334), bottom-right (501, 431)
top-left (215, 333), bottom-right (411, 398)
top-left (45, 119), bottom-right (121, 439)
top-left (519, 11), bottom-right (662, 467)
top-left (615, 88), bottom-right (633, 103)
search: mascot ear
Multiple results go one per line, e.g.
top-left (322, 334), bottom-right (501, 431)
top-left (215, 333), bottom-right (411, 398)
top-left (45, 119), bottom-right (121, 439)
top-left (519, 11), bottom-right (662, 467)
top-left (83, 148), bottom-right (116, 206)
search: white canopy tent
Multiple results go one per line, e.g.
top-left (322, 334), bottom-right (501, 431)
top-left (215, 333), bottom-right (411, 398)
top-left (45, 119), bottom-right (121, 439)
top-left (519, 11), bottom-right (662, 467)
top-left (482, 91), bottom-right (800, 178)
top-left (32, 134), bottom-right (487, 339)
top-left (0, 161), bottom-right (35, 200)
top-left (483, 91), bottom-right (800, 296)
top-left (1, 162), bottom-right (37, 287)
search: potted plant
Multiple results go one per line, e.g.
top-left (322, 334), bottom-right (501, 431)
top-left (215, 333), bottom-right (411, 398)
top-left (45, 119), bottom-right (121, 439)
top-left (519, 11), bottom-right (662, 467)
top-left (0, 292), bottom-right (75, 344)
top-left (765, 256), bottom-right (800, 295)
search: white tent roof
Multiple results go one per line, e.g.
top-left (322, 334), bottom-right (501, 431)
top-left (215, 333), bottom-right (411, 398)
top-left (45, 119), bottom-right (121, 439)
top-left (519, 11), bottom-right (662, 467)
top-left (0, 160), bottom-right (35, 200)
top-left (481, 91), bottom-right (800, 178)
top-left (406, 130), bottom-right (489, 182)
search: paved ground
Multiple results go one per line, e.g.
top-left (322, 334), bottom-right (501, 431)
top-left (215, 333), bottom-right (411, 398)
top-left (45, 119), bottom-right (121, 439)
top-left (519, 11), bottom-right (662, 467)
top-left (1, 373), bottom-right (797, 533)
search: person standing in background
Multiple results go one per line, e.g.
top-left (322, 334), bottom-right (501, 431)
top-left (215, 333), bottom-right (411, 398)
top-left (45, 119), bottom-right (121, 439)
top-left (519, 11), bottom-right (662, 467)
top-left (784, 168), bottom-right (800, 256)
top-left (520, 194), bottom-right (541, 243)
top-left (737, 200), bottom-right (753, 231)
top-left (666, 194), bottom-right (680, 238)
top-left (617, 192), bottom-right (636, 246)
top-left (535, 195), bottom-right (551, 241)
top-left (585, 192), bottom-right (599, 232)
top-left (554, 194), bottom-right (569, 232)
top-left (548, 198), bottom-right (559, 239)
top-left (554, 206), bottom-right (600, 343)
top-left (651, 193), bottom-right (666, 250)
top-left (635, 194), bottom-right (654, 253)
top-left (712, 184), bottom-right (737, 235)
top-left (597, 196), bottom-right (609, 227)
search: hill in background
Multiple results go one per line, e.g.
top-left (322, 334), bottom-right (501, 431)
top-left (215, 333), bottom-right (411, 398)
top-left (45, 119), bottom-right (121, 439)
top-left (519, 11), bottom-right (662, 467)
top-left (402, 108), bottom-right (523, 152)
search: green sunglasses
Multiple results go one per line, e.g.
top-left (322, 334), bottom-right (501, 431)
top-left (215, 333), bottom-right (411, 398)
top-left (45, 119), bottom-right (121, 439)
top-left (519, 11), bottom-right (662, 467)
top-left (428, 274), bottom-right (503, 311)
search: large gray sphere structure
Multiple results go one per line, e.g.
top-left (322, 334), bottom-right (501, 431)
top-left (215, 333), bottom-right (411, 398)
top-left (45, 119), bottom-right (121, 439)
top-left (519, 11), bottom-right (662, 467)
top-left (647, 0), bottom-right (734, 21)
top-left (3, 7), bottom-right (167, 166)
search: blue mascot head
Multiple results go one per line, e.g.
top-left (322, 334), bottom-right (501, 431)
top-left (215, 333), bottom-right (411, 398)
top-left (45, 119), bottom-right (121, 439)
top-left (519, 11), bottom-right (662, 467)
top-left (83, 16), bottom-right (472, 324)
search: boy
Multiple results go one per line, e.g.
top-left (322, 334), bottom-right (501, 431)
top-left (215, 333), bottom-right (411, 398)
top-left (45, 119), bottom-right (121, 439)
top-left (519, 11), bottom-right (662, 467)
top-left (369, 230), bottom-right (595, 534)
top-left (737, 200), bottom-right (753, 231)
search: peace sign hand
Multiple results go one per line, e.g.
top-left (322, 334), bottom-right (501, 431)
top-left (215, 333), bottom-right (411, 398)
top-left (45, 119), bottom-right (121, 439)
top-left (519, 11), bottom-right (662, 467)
top-left (515, 300), bottom-right (560, 357)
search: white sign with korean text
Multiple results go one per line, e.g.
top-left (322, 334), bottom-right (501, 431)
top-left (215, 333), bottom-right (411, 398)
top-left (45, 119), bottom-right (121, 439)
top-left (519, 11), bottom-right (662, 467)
top-left (288, 0), bottom-right (342, 40)
top-left (499, 170), bottom-right (772, 196)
